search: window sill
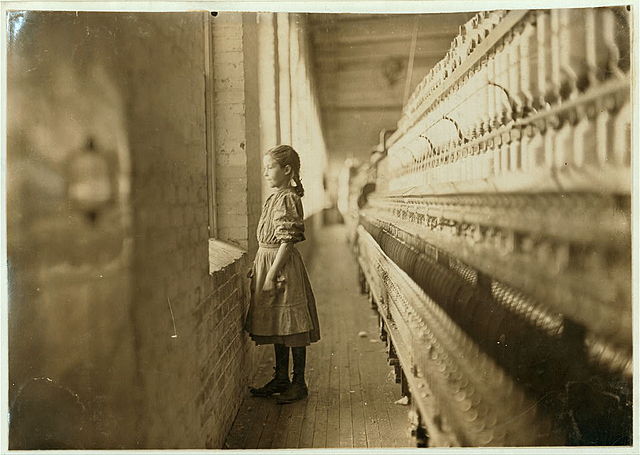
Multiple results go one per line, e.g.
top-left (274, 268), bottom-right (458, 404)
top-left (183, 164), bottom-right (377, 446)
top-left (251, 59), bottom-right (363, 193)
top-left (208, 238), bottom-right (247, 275)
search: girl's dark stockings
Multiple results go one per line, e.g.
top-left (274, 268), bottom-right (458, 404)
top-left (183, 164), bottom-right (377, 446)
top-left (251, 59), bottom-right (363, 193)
top-left (249, 344), bottom-right (308, 402)
top-left (274, 343), bottom-right (289, 379)
top-left (249, 343), bottom-right (290, 397)
top-left (277, 346), bottom-right (308, 404)
top-left (291, 346), bottom-right (306, 384)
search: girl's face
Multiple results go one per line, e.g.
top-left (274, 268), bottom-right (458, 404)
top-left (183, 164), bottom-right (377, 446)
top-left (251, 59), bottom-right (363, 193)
top-left (263, 154), bottom-right (291, 189)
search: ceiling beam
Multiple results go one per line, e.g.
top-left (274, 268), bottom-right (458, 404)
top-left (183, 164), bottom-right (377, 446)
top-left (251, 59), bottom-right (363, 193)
top-left (312, 30), bottom-right (458, 46)
top-left (307, 13), bottom-right (416, 24)
top-left (322, 103), bottom-right (403, 111)
top-left (313, 34), bottom-right (454, 52)
top-left (314, 49), bottom-right (447, 64)
top-left (314, 55), bottom-right (439, 73)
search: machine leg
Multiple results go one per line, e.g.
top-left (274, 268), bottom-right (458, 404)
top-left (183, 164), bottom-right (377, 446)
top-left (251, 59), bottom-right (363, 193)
top-left (400, 368), bottom-right (411, 396)
top-left (358, 268), bottom-right (367, 294)
top-left (378, 315), bottom-right (387, 342)
top-left (368, 289), bottom-right (376, 310)
top-left (387, 342), bottom-right (401, 384)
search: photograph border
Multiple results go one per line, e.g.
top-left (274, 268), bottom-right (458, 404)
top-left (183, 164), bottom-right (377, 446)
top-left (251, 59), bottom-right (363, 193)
top-left (1, 0), bottom-right (638, 453)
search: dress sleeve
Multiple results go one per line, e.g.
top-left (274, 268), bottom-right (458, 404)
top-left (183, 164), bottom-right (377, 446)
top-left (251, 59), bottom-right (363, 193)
top-left (273, 192), bottom-right (306, 244)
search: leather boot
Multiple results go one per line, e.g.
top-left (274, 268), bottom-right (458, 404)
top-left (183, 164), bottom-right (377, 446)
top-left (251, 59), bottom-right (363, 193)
top-left (277, 346), bottom-right (308, 404)
top-left (250, 344), bottom-right (290, 397)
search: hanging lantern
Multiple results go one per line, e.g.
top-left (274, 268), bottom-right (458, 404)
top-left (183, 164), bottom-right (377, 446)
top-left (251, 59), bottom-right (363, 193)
top-left (66, 137), bottom-right (114, 222)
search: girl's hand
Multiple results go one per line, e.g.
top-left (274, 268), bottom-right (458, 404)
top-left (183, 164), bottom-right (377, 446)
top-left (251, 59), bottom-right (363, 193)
top-left (262, 277), bottom-right (276, 293)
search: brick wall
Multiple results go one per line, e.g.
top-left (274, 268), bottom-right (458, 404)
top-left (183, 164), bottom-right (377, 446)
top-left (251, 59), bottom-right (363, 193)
top-left (212, 13), bottom-right (262, 258)
top-left (207, 15), bottom-right (266, 445)
top-left (196, 257), bottom-right (254, 447)
top-left (119, 12), bottom-right (261, 448)
top-left (121, 12), bottom-right (209, 447)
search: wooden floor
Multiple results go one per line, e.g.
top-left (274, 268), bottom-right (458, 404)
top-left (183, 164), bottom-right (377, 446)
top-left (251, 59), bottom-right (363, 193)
top-left (224, 224), bottom-right (414, 449)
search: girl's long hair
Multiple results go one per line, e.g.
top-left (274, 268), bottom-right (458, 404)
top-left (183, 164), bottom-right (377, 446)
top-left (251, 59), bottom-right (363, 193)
top-left (267, 145), bottom-right (305, 197)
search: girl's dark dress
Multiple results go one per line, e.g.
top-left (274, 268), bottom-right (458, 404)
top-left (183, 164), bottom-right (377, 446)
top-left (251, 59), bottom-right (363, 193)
top-left (244, 187), bottom-right (321, 347)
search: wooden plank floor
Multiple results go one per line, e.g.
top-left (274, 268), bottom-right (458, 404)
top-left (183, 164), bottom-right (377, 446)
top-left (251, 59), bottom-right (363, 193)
top-left (225, 224), bottom-right (414, 449)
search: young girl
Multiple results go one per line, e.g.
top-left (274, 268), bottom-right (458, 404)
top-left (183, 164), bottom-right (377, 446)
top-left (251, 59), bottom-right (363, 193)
top-left (244, 145), bottom-right (321, 404)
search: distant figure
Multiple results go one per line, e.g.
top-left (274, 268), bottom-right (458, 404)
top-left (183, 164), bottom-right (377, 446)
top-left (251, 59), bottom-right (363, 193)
top-left (357, 182), bottom-right (376, 209)
top-left (244, 145), bottom-right (321, 404)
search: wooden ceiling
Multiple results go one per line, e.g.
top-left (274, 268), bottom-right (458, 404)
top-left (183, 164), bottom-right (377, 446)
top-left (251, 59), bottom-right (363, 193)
top-left (307, 13), bottom-right (475, 171)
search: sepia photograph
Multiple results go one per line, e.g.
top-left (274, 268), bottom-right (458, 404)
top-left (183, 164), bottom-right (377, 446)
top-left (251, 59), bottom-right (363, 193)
top-left (1, 0), bottom-right (637, 453)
